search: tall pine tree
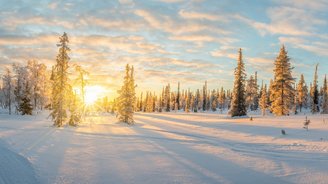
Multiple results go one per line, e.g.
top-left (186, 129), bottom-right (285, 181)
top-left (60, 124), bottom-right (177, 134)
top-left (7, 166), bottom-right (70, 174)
top-left (311, 64), bottom-right (319, 114)
top-left (229, 48), bottom-right (247, 117)
top-left (50, 32), bottom-right (71, 127)
top-left (117, 64), bottom-right (136, 125)
top-left (321, 75), bottom-right (328, 114)
top-left (271, 45), bottom-right (295, 116)
top-left (296, 74), bottom-right (308, 112)
top-left (259, 84), bottom-right (267, 116)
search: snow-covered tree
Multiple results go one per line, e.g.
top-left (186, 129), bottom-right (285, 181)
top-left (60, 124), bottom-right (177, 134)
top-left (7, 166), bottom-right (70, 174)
top-left (296, 74), bottom-right (308, 112)
top-left (229, 48), bottom-right (247, 117)
top-left (164, 84), bottom-right (170, 112)
top-left (194, 89), bottom-right (201, 112)
top-left (185, 89), bottom-right (191, 112)
top-left (2, 68), bottom-right (13, 115)
top-left (270, 45), bottom-right (295, 116)
top-left (27, 60), bottom-right (48, 110)
top-left (202, 81), bottom-right (207, 111)
top-left (13, 63), bottom-right (29, 114)
top-left (245, 73), bottom-right (258, 111)
top-left (117, 64), bottom-right (136, 124)
top-left (259, 84), bottom-right (268, 116)
top-left (176, 82), bottom-right (180, 110)
top-left (218, 87), bottom-right (226, 113)
top-left (50, 32), bottom-right (71, 127)
top-left (311, 64), bottom-right (320, 114)
top-left (321, 75), bottom-right (328, 114)
top-left (18, 81), bottom-right (33, 115)
top-left (210, 89), bottom-right (217, 111)
top-left (139, 92), bottom-right (143, 112)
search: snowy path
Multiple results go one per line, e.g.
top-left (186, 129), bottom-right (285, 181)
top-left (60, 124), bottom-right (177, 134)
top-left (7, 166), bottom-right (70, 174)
top-left (0, 112), bottom-right (328, 183)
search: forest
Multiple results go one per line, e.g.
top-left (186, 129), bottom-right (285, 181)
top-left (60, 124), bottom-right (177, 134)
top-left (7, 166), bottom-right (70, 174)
top-left (1, 32), bottom-right (327, 127)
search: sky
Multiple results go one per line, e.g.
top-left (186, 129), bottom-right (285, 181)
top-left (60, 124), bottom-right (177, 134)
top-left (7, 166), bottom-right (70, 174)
top-left (0, 0), bottom-right (328, 98)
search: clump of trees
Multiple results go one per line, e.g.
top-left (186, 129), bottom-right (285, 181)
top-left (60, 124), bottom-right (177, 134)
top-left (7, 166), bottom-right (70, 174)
top-left (136, 45), bottom-right (328, 117)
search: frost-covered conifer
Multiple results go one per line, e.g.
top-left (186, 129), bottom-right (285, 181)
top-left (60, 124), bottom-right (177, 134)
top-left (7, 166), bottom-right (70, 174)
top-left (210, 89), bottom-right (217, 111)
top-left (2, 68), bottom-right (13, 115)
top-left (259, 84), bottom-right (268, 116)
top-left (296, 74), bottom-right (308, 112)
top-left (321, 75), bottom-right (328, 114)
top-left (18, 81), bottom-right (33, 115)
top-left (270, 46), bottom-right (295, 116)
top-left (245, 72), bottom-right (259, 111)
top-left (311, 64), bottom-right (320, 114)
top-left (50, 32), bottom-right (71, 127)
top-left (229, 48), bottom-right (247, 117)
top-left (117, 64), bottom-right (136, 124)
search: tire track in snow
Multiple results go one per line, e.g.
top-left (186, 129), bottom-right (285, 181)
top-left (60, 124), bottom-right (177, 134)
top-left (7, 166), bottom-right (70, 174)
top-left (133, 117), bottom-right (289, 184)
top-left (134, 113), bottom-right (328, 183)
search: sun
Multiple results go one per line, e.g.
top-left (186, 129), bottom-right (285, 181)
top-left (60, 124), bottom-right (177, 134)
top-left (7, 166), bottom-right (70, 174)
top-left (84, 86), bottom-right (106, 105)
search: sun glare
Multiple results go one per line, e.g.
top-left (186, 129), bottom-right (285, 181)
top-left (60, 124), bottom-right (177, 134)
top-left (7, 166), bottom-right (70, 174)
top-left (84, 86), bottom-right (106, 105)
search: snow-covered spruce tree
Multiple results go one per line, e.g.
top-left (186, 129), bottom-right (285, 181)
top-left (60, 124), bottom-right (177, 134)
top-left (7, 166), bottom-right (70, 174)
top-left (321, 75), bottom-right (328, 114)
top-left (158, 95), bottom-right (162, 112)
top-left (165, 84), bottom-right (170, 112)
top-left (185, 89), bottom-right (190, 112)
top-left (194, 89), bottom-right (201, 112)
top-left (117, 64), bottom-right (136, 125)
top-left (259, 84), bottom-right (268, 116)
top-left (254, 72), bottom-right (259, 110)
top-left (2, 68), bottom-right (13, 115)
top-left (270, 45), bottom-right (295, 116)
top-left (311, 64), bottom-right (320, 114)
top-left (297, 74), bottom-right (308, 112)
top-left (139, 92), bottom-right (143, 112)
top-left (171, 92), bottom-right (176, 111)
top-left (218, 87), bottom-right (226, 112)
top-left (210, 89), bottom-right (217, 111)
top-left (245, 73), bottom-right (258, 111)
top-left (229, 48), bottom-right (247, 117)
top-left (13, 63), bottom-right (29, 114)
top-left (50, 32), bottom-right (71, 127)
top-left (144, 92), bottom-right (148, 112)
top-left (152, 94), bottom-right (156, 112)
top-left (18, 81), bottom-right (33, 115)
top-left (176, 82), bottom-right (180, 110)
top-left (202, 81), bottom-right (207, 111)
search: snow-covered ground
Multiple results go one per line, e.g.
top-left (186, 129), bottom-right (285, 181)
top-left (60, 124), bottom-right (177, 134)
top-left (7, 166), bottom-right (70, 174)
top-left (0, 111), bottom-right (328, 184)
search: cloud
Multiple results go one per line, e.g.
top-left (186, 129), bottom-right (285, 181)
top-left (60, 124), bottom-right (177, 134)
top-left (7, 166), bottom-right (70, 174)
top-left (179, 10), bottom-right (228, 22)
top-left (273, 0), bottom-right (328, 11)
top-left (134, 9), bottom-right (231, 35)
top-left (158, 0), bottom-right (185, 3)
top-left (237, 6), bottom-right (326, 36)
top-left (118, 0), bottom-right (134, 5)
top-left (210, 46), bottom-right (239, 59)
top-left (279, 37), bottom-right (328, 56)
top-left (1, 16), bottom-right (76, 31)
top-left (80, 16), bottom-right (143, 32)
